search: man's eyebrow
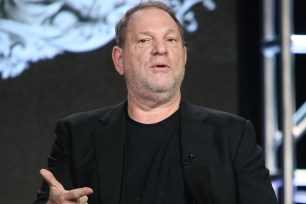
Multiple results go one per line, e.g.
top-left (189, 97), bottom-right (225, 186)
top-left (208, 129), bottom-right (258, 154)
top-left (137, 29), bottom-right (178, 36)
top-left (138, 31), bottom-right (152, 36)
top-left (164, 29), bottom-right (177, 34)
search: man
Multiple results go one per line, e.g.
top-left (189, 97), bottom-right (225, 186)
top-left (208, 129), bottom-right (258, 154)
top-left (34, 1), bottom-right (278, 204)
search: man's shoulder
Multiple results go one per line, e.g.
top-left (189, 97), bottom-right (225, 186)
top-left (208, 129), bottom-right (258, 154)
top-left (181, 100), bottom-right (248, 129)
top-left (182, 101), bottom-right (255, 142)
top-left (182, 100), bottom-right (246, 121)
top-left (61, 101), bottom-right (126, 125)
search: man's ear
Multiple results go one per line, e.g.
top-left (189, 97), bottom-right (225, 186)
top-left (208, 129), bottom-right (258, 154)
top-left (184, 46), bottom-right (187, 64)
top-left (112, 46), bottom-right (124, 75)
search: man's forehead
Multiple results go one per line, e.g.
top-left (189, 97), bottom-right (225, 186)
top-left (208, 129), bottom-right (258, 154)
top-left (127, 9), bottom-right (179, 32)
top-left (128, 8), bottom-right (175, 24)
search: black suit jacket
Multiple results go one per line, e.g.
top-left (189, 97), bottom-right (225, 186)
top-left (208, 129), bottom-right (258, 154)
top-left (34, 100), bottom-right (278, 204)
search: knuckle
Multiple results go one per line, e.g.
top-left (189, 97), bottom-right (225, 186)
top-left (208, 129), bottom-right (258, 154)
top-left (69, 190), bottom-right (78, 199)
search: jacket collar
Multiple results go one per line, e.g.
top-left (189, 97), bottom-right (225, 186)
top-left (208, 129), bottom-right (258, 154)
top-left (179, 100), bottom-right (213, 164)
top-left (180, 100), bottom-right (214, 204)
top-left (94, 101), bottom-right (127, 204)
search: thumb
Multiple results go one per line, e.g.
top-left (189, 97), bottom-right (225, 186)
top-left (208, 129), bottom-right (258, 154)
top-left (40, 169), bottom-right (64, 190)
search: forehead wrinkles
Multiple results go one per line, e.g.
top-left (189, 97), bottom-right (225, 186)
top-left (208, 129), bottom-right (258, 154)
top-left (137, 29), bottom-right (178, 37)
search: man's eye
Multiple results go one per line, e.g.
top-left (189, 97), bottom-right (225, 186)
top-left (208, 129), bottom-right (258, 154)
top-left (138, 39), bottom-right (150, 43)
top-left (166, 38), bottom-right (178, 47)
top-left (166, 38), bottom-right (177, 43)
top-left (137, 38), bottom-right (152, 47)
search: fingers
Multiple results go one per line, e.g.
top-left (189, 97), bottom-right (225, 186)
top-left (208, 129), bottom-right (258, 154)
top-left (39, 168), bottom-right (93, 203)
top-left (40, 169), bottom-right (64, 190)
top-left (77, 195), bottom-right (89, 203)
top-left (64, 187), bottom-right (93, 201)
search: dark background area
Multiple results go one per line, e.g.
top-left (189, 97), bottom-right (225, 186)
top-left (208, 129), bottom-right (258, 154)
top-left (294, 0), bottom-right (306, 170)
top-left (0, 0), bottom-right (305, 203)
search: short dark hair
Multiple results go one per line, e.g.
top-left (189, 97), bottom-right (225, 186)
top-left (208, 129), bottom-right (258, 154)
top-left (115, 1), bottom-right (185, 48)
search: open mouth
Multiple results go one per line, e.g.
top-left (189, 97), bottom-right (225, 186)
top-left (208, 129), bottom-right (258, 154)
top-left (151, 63), bottom-right (169, 69)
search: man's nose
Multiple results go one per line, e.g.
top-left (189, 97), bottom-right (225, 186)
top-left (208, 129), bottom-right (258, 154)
top-left (151, 40), bottom-right (167, 55)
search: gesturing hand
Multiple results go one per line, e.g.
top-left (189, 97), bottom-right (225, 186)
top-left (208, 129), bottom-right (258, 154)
top-left (40, 169), bottom-right (93, 204)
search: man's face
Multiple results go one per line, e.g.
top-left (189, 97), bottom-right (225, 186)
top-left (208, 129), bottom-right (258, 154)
top-left (114, 8), bottom-right (187, 101)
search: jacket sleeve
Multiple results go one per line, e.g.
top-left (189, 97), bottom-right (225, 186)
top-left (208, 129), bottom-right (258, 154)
top-left (233, 120), bottom-right (278, 204)
top-left (33, 120), bottom-right (74, 204)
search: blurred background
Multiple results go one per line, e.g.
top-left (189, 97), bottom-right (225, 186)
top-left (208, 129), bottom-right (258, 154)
top-left (0, 0), bottom-right (305, 203)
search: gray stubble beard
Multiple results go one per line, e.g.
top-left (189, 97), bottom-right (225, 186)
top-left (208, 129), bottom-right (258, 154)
top-left (127, 68), bottom-right (185, 108)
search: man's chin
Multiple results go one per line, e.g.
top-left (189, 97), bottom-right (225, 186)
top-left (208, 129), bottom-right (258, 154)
top-left (148, 84), bottom-right (174, 93)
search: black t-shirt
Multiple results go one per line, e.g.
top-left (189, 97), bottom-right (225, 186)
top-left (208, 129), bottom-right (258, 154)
top-left (120, 111), bottom-right (190, 204)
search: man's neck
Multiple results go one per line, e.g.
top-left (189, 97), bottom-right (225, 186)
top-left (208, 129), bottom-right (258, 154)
top-left (127, 91), bottom-right (181, 124)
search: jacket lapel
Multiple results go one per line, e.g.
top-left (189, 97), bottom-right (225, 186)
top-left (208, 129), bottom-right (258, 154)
top-left (93, 101), bottom-right (127, 204)
top-left (180, 100), bottom-right (214, 204)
